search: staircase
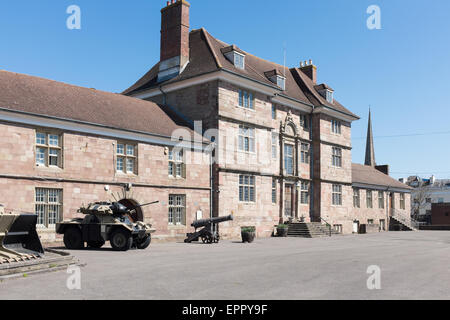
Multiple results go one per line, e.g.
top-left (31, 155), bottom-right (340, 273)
top-left (390, 209), bottom-right (419, 231)
top-left (287, 222), bottom-right (341, 238)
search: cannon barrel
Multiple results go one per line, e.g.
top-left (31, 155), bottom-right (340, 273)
top-left (191, 214), bottom-right (233, 229)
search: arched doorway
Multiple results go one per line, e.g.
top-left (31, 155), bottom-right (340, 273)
top-left (118, 199), bottom-right (144, 222)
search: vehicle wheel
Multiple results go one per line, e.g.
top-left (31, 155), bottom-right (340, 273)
top-left (87, 240), bottom-right (105, 249)
top-left (63, 227), bottom-right (84, 250)
top-left (136, 235), bottom-right (151, 250)
top-left (110, 229), bottom-right (132, 251)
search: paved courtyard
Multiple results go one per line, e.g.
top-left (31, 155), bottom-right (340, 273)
top-left (0, 231), bottom-right (449, 300)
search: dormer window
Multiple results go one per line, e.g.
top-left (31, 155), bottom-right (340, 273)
top-left (221, 45), bottom-right (245, 70)
top-left (326, 90), bottom-right (333, 103)
top-left (314, 84), bottom-right (334, 104)
top-left (265, 69), bottom-right (286, 90)
top-left (276, 76), bottom-right (286, 90)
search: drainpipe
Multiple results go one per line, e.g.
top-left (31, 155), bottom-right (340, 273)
top-left (309, 112), bottom-right (314, 222)
top-left (159, 85), bottom-right (167, 105)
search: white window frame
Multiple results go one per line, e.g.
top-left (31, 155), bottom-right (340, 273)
top-left (116, 142), bottom-right (137, 175)
top-left (238, 125), bottom-right (255, 153)
top-left (378, 191), bottom-right (385, 209)
top-left (300, 143), bottom-right (310, 164)
top-left (332, 147), bottom-right (342, 167)
top-left (169, 148), bottom-right (186, 178)
top-left (272, 179), bottom-right (277, 204)
top-left (300, 114), bottom-right (309, 129)
top-left (400, 193), bottom-right (406, 210)
top-left (238, 89), bottom-right (254, 110)
top-left (326, 90), bottom-right (334, 103)
top-left (276, 75), bottom-right (286, 90)
top-left (239, 175), bottom-right (255, 202)
top-left (353, 188), bottom-right (360, 208)
top-left (367, 190), bottom-right (373, 209)
top-left (331, 119), bottom-right (342, 134)
top-left (168, 194), bottom-right (186, 226)
top-left (271, 132), bottom-right (278, 159)
top-left (300, 181), bottom-right (310, 204)
top-left (332, 184), bottom-right (342, 206)
top-left (35, 131), bottom-right (63, 168)
top-left (284, 144), bottom-right (295, 176)
top-left (234, 52), bottom-right (245, 69)
top-left (35, 188), bottom-right (63, 229)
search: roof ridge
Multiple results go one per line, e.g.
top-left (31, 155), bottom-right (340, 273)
top-left (200, 28), bottom-right (222, 69)
top-left (0, 69), bottom-right (128, 99)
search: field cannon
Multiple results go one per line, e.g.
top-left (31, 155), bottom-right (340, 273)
top-left (184, 215), bottom-right (233, 244)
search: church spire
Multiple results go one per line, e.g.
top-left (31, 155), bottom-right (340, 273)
top-left (365, 108), bottom-right (376, 167)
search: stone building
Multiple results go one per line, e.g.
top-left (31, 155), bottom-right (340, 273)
top-left (123, 0), bottom-right (413, 237)
top-left (0, 70), bottom-right (212, 242)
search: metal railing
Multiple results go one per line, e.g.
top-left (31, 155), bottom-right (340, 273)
top-left (320, 217), bottom-right (332, 237)
top-left (391, 209), bottom-right (420, 230)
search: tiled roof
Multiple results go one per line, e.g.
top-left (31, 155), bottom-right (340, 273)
top-left (123, 28), bottom-right (359, 119)
top-left (0, 70), bottom-right (195, 139)
top-left (352, 163), bottom-right (413, 190)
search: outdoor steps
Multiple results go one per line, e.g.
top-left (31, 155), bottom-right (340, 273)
top-left (287, 222), bottom-right (341, 238)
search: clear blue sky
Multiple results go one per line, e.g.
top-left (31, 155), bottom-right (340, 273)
top-left (1, 0), bottom-right (449, 179)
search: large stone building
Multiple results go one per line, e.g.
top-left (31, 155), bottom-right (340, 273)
top-left (123, 0), bottom-right (413, 237)
top-left (0, 0), bottom-right (413, 243)
top-left (0, 70), bottom-right (212, 242)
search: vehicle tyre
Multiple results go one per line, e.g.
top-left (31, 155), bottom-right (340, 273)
top-left (110, 228), bottom-right (132, 251)
top-left (63, 227), bottom-right (84, 250)
top-left (136, 235), bottom-right (151, 250)
top-left (87, 240), bottom-right (105, 249)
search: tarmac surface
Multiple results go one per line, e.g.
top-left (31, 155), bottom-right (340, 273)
top-left (0, 231), bottom-right (449, 300)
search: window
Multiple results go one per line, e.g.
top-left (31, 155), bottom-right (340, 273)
top-left (331, 119), bottom-right (341, 134)
top-left (272, 179), bottom-right (277, 204)
top-left (35, 131), bottom-right (62, 168)
top-left (168, 148), bottom-right (185, 178)
top-left (284, 144), bottom-right (294, 175)
top-left (239, 125), bottom-right (255, 152)
top-left (300, 181), bottom-right (310, 204)
top-left (300, 114), bottom-right (309, 129)
top-left (366, 190), bottom-right (373, 209)
top-left (271, 132), bottom-right (278, 159)
top-left (276, 76), bottom-right (286, 90)
top-left (234, 52), bottom-right (245, 69)
top-left (326, 90), bottom-right (334, 103)
top-left (271, 105), bottom-right (277, 120)
top-left (332, 147), bottom-right (342, 167)
top-left (380, 219), bottom-right (386, 231)
top-left (368, 219), bottom-right (374, 224)
top-left (353, 188), bottom-right (360, 208)
top-left (239, 175), bottom-right (255, 202)
top-left (300, 143), bottom-right (310, 164)
top-left (400, 193), bottom-right (406, 209)
top-left (378, 191), bottom-right (385, 209)
top-left (168, 195), bottom-right (186, 225)
top-left (35, 188), bottom-right (62, 228)
top-left (238, 89), bottom-right (254, 110)
top-left (116, 143), bottom-right (137, 174)
top-left (333, 224), bottom-right (343, 233)
top-left (332, 184), bottom-right (342, 206)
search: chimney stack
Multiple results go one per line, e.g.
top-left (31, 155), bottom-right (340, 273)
top-left (158, 0), bottom-right (190, 82)
top-left (299, 59), bottom-right (317, 84)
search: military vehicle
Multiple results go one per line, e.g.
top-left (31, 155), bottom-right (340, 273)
top-left (0, 204), bottom-right (45, 264)
top-left (56, 201), bottom-right (158, 251)
top-left (184, 215), bottom-right (233, 244)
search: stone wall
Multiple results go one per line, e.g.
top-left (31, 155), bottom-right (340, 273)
top-left (0, 122), bottom-right (211, 243)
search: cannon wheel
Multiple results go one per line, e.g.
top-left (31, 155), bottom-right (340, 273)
top-left (201, 235), bottom-right (208, 243)
top-left (214, 235), bottom-right (220, 243)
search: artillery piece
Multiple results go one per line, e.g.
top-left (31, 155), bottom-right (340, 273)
top-left (56, 201), bottom-right (158, 251)
top-left (184, 215), bottom-right (233, 244)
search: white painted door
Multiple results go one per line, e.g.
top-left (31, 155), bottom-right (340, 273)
top-left (353, 221), bottom-right (359, 233)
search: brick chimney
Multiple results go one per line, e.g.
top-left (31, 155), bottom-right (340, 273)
top-left (300, 60), bottom-right (317, 84)
top-left (158, 0), bottom-right (190, 82)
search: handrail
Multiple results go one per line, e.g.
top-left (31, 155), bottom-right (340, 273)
top-left (320, 217), bottom-right (332, 236)
top-left (391, 209), bottom-right (419, 230)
